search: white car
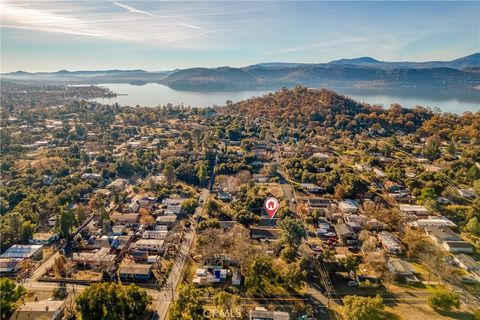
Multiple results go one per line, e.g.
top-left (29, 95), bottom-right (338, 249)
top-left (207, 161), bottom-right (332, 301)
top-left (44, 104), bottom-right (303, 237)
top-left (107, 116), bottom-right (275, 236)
top-left (347, 280), bottom-right (359, 286)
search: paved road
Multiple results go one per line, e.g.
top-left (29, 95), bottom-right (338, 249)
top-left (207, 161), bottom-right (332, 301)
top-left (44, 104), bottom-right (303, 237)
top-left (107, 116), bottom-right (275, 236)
top-left (154, 188), bottom-right (210, 320)
top-left (28, 251), bottom-right (61, 282)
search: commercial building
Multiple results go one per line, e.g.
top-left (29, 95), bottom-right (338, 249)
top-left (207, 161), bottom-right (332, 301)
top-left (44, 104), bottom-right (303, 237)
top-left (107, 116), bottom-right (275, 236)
top-left (0, 245), bottom-right (43, 260)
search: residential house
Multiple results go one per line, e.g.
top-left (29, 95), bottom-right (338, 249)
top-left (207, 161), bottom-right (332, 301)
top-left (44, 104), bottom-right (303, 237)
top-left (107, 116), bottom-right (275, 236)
top-left (384, 181), bottom-right (406, 193)
top-left (133, 239), bottom-right (165, 253)
top-left (249, 307), bottom-right (290, 320)
top-left (378, 232), bottom-right (403, 254)
top-left (71, 247), bottom-right (116, 271)
top-left (10, 300), bottom-right (65, 320)
top-left (217, 192), bottom-right (233, 202)
top-left (252, 174), bottom-right (268, 183)
top-left (118, 263), bottom-right (152, 282)
top-left (409, 216), bottom-right (456, 229)
top-left (161, 197), bottom-right (186, 207)
top-left (142, 230), bottom-right (169, 239)
top-left (129, 193), bottom-right (155, 212)
top-left (454, 254), bottom-right (479, 272)
top-left (155, 215), bottom-right (177, 229)
top-left (110, 212), bottom-right (139, 226)
top-left (399, 205), bottom-right (429, 217)
top-left (338, 200), bottom-right (359, 214)
top-left (250, 227), bottom-right (280, 240)
top-left (81, 173), bottom-right (102, 181)
top-left (373, 168), bottom-right (386, 178)
top-left (165, 204), bottom-right (183, 215)
top-left (354, 163), bottom-right (372, 172)
top-left (387, 258), bottom-right (418, 283)
top-left (458, 188), bottom-right (477, 199)
top-left (110, 225), bottom-right (126, 236)
top-left (90, 160), bottom-right (107, 170)
top-left (311, 152), bottom-right (330, 161)
top-left (307, 198), bottom-right (331, 211)
top-left (300, 183), bottom-right (323, 193)
top-left (334, 223), bottom-right (356, 245)
top-left (424, 226), bottom-right (473, 253)
top-left (92, 235), bottom-right (121, 249)
top-left (94, 188), bottom-right (112, 197)
top-left (29, 232), bottom-right (59, 245)
top-left (107, 178), bottom-right (128, 191)
top-left (0, 258), bottom-right (22, 274)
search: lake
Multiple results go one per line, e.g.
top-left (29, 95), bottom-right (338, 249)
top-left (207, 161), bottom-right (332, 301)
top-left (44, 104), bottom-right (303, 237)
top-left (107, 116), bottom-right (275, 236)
top-left (90, 83), bottom-right (479, 114)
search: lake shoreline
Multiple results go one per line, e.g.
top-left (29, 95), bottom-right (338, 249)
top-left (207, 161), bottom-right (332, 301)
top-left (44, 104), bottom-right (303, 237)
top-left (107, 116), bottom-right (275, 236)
top-left (89, 83), bottom-right (479, 114)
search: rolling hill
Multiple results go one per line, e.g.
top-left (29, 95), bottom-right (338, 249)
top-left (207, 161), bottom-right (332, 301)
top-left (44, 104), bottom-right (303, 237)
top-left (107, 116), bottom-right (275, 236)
top-left (3, 53), bottom-right (479, 91)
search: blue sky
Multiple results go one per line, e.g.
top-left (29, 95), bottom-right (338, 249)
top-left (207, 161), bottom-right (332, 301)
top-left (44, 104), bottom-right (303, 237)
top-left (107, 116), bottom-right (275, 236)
top-left (1, 1), bottom-right (479, 72)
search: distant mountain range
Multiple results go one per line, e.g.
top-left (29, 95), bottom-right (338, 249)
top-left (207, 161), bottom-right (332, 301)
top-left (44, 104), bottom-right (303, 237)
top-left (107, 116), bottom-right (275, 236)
top-left (3, 53), bottom-right (480, 91)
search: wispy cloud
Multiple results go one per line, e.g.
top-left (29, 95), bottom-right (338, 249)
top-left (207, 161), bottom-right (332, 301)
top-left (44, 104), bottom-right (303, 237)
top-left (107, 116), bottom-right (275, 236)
top-left (179, 22), bottom-right (202, 30)
top-left (0, 2), bottom-right (105, 38)
top-left (111, 1), bottom-right (154, 17)
top-left (261, 34), bottom-right (400, 57)
top-left (0, 0), bottom-right (212, 46)
top-left (262, 37), bottom-right (369, 55)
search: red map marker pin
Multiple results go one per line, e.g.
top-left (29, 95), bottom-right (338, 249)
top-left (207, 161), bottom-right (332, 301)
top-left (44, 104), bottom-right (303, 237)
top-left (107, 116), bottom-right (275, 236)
top-left (264, 197), bottom-right (279, 219)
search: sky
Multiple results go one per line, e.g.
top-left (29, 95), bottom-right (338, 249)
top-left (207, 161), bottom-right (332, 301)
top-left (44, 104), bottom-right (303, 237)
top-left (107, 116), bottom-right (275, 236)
top-left (1, 0), bottom-right (479, 72)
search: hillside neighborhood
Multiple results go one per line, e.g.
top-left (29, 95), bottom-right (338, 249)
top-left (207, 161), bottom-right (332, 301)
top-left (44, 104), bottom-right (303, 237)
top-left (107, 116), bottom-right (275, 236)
top-left (0, 85), bottom-right (479, 320)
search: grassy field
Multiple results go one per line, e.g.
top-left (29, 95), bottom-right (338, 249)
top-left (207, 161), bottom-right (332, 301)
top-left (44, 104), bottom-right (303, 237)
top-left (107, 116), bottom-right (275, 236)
top-left (386, 304), bottom-right (475, 320)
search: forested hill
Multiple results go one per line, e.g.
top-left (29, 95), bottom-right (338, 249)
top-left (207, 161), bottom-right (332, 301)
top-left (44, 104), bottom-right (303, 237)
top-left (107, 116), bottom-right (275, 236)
top-left (220, 86), bottom-right (479, 139)
top-left (3, 53), bottom-right (479, 91)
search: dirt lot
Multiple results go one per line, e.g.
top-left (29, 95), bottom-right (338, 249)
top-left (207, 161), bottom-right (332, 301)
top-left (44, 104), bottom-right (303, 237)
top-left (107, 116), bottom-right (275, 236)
top-left (386, 303), bottom-right (474, 320)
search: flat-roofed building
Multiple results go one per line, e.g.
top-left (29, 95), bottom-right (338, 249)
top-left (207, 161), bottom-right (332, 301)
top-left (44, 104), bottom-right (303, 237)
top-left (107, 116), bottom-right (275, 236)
top-left (249, 307), bottom-right (290, 320)
top-left (10, 300), bottom-right (65, 320)
top-left (424, 226), bottom-right (473, 253)
top-left (118, 263), bottom-right (152, 282)
top-left (71, 247), bottom-right (116, 271)
top-left (29, 232), bottom-right (59, 245)
top-left (454, 254), bottom-right (480, 272)
top-left (378, 231), bottom-right (403, 254)
top-left (142, 230), bottom-right (169, 239)
top-left (0, 245), bottom-right (43, 260)
top-left (110, 212), bottom-right (139, 226)
top-left (399, 205), bottom-right (429, 216)
top-left (338, 200), bottom-right (358, 214)
top-left (409, 216), bottom-right (456, 229)
top-left (156, 215), bottom-right (177, 229)
top-left (387, 258), bottom-right (418, 283)
top-left (133, 239), bottom-right (165, 253)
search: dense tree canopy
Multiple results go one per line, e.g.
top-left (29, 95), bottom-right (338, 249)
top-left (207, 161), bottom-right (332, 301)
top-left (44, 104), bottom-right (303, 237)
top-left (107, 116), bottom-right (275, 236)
top-left (76, 283), bottom-right (151, 320)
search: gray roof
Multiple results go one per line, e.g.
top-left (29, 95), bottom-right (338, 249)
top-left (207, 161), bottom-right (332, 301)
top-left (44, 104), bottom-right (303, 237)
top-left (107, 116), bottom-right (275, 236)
top-left (334, 223), bottom-right (354, 237)
top-left (388, 259), bottom-right (414, 275)
top-left (0, 245), bottom-right (43, 259)
top-left (250, 309), bottom-right (290, 320)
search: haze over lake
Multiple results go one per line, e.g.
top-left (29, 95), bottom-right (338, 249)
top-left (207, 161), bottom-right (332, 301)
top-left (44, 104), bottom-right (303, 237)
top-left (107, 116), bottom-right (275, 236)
top-left (91, 83), bottom-right (479, 114)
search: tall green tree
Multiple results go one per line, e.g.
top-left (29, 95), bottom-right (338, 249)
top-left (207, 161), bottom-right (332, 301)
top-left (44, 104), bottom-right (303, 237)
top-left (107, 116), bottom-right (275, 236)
top-left (163, 163), bottom-right (176, 185)
top-left (0, 277), bottom-right (26, 319)
top-left (197, 163), bottom-right (208, 187)
top-left (76, 283), bottom-right (151, 320)
top-left (428, 287), bottom-right (460, 312)
top-left (181, 198), bottom-right (198, 215)
top-left (169, 285), bottom-right (205, 320)
top-left (245, 255), bottom-right (276, 295)
top-left (278, 217), bottom-right (306, 248)
top-left (58, 207), bottom-right (77, 237)
top-left (343, 295), bottom-right (385, 320)
top-left (466, 217), bottom-right (480, 236)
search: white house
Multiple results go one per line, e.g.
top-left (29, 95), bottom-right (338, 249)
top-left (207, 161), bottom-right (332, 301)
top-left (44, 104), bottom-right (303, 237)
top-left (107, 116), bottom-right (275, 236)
top-left (142, 230), bottom-right (169, 239)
